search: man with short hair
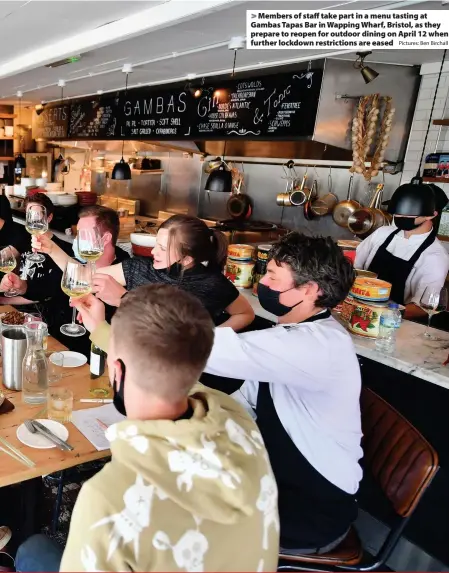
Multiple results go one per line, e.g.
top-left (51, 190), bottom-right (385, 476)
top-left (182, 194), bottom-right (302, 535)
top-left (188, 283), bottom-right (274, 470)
top-left (0, 202), bottom-right (129, 353)
top-left (16, 284), bottom-right (279, 573)
top-left (66, 232), bottom-right (363, 555)
top-left (203, 232), bottom-right (363, 554)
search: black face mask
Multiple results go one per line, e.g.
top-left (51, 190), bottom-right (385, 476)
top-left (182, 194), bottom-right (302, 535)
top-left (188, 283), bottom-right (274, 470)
top-left (394, 216), bottom-right (421, 231)
top-left (112, 359), bottom-right (127, 416)
top-left (257, 282), bottom-right (303, 317)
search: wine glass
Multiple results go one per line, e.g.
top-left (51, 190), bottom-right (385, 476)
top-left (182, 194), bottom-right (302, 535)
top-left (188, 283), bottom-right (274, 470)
top-left (419, 286), bottom-right (448, 340)
top-left (77, 227), bottom-right (104, 273)
top-left (0, 246), bottom-right (19, 298)
top-left (25, 204), bottom-right (48, 263)
top-left (60, 260), bottom-right (93, 337)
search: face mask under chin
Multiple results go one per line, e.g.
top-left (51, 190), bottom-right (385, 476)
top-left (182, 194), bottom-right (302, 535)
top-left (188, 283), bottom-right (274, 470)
top-left (394, 216), bottom-right (421, 231)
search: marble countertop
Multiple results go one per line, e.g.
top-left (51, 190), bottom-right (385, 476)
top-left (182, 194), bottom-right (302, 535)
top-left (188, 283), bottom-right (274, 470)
top-left (240, 289), bottom-right (449, 391)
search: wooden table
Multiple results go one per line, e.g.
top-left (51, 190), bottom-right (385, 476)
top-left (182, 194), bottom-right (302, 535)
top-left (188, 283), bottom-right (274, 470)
top-left (0, 307), bottom-right (111, 488)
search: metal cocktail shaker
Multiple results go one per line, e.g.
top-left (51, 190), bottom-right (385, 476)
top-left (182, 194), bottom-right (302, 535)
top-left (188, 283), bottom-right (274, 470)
top-left (2, 326), bottom-right (27, 391)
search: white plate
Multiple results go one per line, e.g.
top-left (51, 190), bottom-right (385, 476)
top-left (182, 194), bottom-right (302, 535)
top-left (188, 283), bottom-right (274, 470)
top-left (16, 419), bottom-right (69, 449)
top-left (53, 351), bottom-right (87, 368)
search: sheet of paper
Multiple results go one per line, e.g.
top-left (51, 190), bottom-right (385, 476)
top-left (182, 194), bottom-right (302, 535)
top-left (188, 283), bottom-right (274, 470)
top-left (71, 403), bottom-right (126, 451)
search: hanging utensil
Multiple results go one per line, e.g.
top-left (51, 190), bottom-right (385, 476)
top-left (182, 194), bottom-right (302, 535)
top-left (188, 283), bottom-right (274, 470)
top-left (290, 171), bottom-right (309, 206)
top-left (311, 167), bottom-right (339, 216)
top-left (276, 161), bottom-right (296, 207)
top-left (227, 164), bottom-right (252, 220)
top-left (347, 183), bottom-right (388, 236)
top-left (304, 180), bottom-right (318, 221)
top-left (332, 175), bottom-right (361, 228)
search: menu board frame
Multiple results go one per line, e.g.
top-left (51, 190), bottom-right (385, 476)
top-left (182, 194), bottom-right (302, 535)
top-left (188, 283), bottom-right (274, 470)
top-left (32, 67), bottom-right (323, 142)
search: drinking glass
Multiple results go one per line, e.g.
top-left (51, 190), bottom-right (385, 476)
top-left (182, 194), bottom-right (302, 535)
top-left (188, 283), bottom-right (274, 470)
top-left (60, 261), bottom-right (92, 337)
top-left (77, 227), bottom-right (104, 273)
top-left (419, 286), bottom-right (448, 340)
top-left (25, 204), bottom-right (48, 263)
top-left (0, 246), bottom-right (18, 297)
top-left (46, 351), bottom-right (64, 384)
top-left (47, 387), bottom-right (73, 424)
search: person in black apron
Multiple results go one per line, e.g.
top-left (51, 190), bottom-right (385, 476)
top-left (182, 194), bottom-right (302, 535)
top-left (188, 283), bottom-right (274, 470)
top-left (362, 179), bottom-right (448, 319)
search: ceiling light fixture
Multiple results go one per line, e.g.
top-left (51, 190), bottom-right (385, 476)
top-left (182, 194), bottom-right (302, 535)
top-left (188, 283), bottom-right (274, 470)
top-left (228, 36), bottom-right (245, 77)
top-left (14, 90), bottom-right (26, 171)
top-left (353, 51), bottom-right (379, 84)
top-left (53, 82), bottom-right (66, 178)
top-left (112, 65), bottom-right (132, 181)
top-left (35, 101), bottom-right (47, 116)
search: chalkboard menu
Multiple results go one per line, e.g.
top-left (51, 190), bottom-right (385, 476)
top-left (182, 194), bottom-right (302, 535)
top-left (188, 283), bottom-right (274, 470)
top-left (32, 69), bottom-right (323, 141)
top-left (68, 94), bottom-right (120, 138)
top-left (32, 104), bottom-right (70, 139)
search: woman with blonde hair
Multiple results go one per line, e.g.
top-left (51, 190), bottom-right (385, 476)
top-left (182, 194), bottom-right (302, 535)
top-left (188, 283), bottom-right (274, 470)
top-left (32, 214), bottom-right (255, 331)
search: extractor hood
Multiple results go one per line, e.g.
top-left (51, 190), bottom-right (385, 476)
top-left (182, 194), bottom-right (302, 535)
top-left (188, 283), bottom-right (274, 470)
top-left (48, 139), bottom-right (202, 155)
top-left (198, 59), bottom-right (420, 164)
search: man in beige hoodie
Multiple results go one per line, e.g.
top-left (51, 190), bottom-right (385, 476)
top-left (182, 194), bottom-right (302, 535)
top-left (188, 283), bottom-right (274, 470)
top-left (17, 284), bottom-right (279, 572)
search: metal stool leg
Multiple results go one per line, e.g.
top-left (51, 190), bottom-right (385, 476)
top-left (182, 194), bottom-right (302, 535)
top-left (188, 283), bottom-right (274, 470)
top-left (50, 471), bottom-right (65, 534)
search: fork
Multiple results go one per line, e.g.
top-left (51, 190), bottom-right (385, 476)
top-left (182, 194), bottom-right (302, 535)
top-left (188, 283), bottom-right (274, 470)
top-left (24, 420), bottom-right (73, 451)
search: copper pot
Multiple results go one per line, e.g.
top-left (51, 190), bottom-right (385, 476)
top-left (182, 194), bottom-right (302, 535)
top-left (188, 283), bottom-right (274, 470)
top-left (347, 184), bottom-right (390, 237)
top-left (332, 176), bottom-right (360, 228)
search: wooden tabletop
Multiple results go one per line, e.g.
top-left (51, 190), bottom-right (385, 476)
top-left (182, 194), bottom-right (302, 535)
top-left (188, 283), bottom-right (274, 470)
top-left (0, 307), bottom-right (111, 488)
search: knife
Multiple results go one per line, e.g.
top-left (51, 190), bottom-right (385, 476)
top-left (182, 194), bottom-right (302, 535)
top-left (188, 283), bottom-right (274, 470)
top-left (31, 421), bottom-right (74, 451)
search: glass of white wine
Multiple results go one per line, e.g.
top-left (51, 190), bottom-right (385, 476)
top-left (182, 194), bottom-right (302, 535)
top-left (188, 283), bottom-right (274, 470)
top-left (77, 227), bottom-right (104, 273)
top-left (0, 246), bottom-right (19, 297)
top-left (25, 204), bottom-right (48, 263)
top-left (60, 260), bottom-right (92, 337)
top-left (419, 286), bottom-right (448, 340)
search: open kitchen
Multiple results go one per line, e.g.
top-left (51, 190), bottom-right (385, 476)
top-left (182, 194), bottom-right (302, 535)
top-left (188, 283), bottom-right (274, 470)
top-left (0, 1), bottom-right (448, 572)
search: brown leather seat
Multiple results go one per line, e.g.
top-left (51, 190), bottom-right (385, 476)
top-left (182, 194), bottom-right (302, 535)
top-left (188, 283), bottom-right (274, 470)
top-left (278, 387), bottom-right (439, 571)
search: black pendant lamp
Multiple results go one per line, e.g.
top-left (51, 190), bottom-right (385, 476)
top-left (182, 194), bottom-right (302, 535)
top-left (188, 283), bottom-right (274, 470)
top-left (53, 81), bottom-right (67, 179)
top-left (14, 91), bottom-right (26, 170)
top-left (112, 65), bottom-right (132, 181)
top-left (205, 141), bottom-right (232, 193)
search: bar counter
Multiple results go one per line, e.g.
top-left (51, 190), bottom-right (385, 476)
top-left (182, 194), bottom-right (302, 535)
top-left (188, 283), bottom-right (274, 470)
top-left (240, 289), bottom-right (449, 390)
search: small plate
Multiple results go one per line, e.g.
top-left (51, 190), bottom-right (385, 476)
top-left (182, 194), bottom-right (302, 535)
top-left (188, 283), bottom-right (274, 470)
top-left (52, 351), bottom-right (87, 368)
top-left (16, 419), bottom-right (69, 449)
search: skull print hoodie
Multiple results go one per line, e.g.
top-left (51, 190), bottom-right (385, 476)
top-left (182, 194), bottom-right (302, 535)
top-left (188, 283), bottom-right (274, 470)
top-left (60, 384), bottom-right (279, 572)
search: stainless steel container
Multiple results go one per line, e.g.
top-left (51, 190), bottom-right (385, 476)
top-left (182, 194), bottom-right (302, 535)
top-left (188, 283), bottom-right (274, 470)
top-left (2, 326), bottom-right (27, 391)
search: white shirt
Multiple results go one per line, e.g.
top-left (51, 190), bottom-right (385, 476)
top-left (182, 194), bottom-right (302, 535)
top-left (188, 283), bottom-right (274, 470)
top-left (205, 315), bottom-right (363, 495)
top-left (354, 226), bottom-right (449, 305)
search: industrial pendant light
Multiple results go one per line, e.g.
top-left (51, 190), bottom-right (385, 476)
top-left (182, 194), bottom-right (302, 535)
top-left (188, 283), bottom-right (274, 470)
top-left (353, 52), bottom-right (379, 84)
top-left (53, 81), bottom-right (66, 179)
top-left (14, 91), bottom-right (26, 170)
top-left (112, 65), bottom-right (132, 181)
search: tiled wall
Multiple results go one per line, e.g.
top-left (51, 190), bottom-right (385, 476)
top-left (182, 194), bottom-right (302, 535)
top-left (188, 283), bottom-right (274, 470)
top-left (401, 63), bottom-right (449, 193)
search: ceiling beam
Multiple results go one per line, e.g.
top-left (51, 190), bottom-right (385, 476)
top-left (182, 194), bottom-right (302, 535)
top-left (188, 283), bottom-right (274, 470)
top-left (0, 0), bottom-right (241, 80)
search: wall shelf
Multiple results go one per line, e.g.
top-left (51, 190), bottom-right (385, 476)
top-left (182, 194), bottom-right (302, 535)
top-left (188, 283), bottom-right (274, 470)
top-left (0, 156), bottom-right (13, 161)
top-left (0, 137), bottom-right (14, 141)
top-left (432, 119), bottom-right (449, 126)
top-left (423, 177), bottom-right (449, 183)
top-left (0, 113), bottom-right (16, 119)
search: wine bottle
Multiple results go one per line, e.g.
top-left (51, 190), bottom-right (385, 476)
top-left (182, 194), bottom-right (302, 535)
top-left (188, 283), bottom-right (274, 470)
top-left (90, 343), bottom-right (106, 380)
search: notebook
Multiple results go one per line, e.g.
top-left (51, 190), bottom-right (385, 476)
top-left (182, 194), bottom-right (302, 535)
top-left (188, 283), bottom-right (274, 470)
top-left (71, 403), bottom-right (126, 451)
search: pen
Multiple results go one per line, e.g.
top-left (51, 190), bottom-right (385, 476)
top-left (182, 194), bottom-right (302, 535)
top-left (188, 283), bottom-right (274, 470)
top-left (80, 399), bottom-right (113, 403)
top-left (96, 418), bottom-right (109, 431)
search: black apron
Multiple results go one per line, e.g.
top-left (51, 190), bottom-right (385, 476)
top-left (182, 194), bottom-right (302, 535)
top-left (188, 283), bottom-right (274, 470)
top-left (368, 228), bottom-right (435, 305)
top-left (255, 310), bottom-right (358, 550)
